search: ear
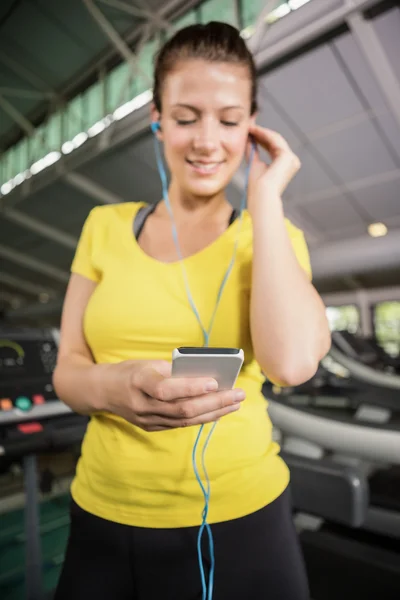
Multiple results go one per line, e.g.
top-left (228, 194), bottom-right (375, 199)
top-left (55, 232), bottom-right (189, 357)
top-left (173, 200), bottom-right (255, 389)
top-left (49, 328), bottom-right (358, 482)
top-left (150, 103), bottom-right (163, 141)
top-left (249, 111), bottom-right (257, 128)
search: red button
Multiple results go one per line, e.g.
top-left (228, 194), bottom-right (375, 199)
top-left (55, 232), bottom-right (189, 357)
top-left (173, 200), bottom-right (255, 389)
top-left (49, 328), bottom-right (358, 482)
top-left (18, 423), bottom-right (43, 434)
top-left (33, 395), bottom-right (45, 405)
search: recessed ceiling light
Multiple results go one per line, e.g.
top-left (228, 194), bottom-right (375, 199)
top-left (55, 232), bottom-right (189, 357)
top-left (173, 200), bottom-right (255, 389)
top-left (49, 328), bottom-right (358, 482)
top-left (368, 222), bottom-right (388, 237)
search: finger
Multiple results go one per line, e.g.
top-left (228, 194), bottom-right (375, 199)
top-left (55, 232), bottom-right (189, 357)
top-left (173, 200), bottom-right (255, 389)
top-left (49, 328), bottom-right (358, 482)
top-left (137, 367), bottom-right (219, 402)
top-left (158, 388), bottom-right (246, 421)
top-left (249, 125), bottom-right (291, 154)
top-left (148, 401), bottom-right (243, 431)
top-left (148, 361), bottom-right (172, 378)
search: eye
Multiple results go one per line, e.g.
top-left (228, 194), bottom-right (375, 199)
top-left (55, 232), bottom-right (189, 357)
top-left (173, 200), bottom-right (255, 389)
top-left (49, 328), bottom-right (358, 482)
top-left (177, 119), bottom-right (196, 126)
top-left (221, 121), bottom-right (239, 127)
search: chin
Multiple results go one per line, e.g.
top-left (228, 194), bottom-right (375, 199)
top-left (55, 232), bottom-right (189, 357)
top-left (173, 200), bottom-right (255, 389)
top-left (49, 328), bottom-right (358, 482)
top-left (185, 177), bottom-right (228, 199)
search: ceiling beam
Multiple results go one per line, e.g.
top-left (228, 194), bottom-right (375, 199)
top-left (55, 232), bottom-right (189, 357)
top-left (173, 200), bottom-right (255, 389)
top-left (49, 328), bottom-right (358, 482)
top-left (290, 168), bottom-right (400, 206)
top-left (246, 0), bottom-right (279, 54)
top-left (1, 208), bottom-right (78, 249)
top-left (0, 51), bottom-right (56, 95)
top-left (0, 87), bottom-right (54, 100)
top-left (345, 3), bottom-right (400, 133)
top-left (310, 228), bottom-right (400, 280)
top-left (0, 271), bottom-right (57, 297)
top-left (5, 297), bottom-right (63, 319)
top-left (83, 0), bottom-right (153, 85)
top-left (322, 285), bottom-right (400, 306)
top-left (0, 94), bottom-right (35, 136)
top-left (0, 243), bottom-right (70, 283)
top-left (254, 0), bottom-right (378, 69)
top-left (97, 0), bottom-right (172, 32)
top-left (64, 172), bottom-right (124, 204)
top-left (0, 290), bottom-right (25, 308)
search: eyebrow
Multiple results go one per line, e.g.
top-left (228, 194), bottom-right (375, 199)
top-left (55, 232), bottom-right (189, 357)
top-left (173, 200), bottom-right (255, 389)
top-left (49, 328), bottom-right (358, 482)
top-left (172, 103), bottom-right (245, 112)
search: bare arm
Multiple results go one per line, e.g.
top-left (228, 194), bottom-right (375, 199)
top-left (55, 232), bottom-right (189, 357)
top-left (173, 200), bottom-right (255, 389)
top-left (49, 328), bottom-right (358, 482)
top-left (52, 273), bottom-right (120, 414)
top-left (247, 125), bottom-right (331, 387)
top-left (250, 196), bottom-right (331, 387)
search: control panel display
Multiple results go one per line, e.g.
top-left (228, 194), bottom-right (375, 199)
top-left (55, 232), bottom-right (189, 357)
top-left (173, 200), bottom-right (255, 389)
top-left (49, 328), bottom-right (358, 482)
top-left (0, 328), bottom-right (69, 425)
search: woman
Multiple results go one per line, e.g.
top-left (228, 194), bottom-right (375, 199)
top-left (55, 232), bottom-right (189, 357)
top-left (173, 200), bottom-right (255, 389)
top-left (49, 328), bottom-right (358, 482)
top-left (54, 21), bottom-right (331, 600)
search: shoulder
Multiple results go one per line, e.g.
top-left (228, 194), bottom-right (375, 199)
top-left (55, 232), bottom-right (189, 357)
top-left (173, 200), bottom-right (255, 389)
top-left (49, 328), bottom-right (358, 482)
top-left (86, 201), bottom-right (145, 228)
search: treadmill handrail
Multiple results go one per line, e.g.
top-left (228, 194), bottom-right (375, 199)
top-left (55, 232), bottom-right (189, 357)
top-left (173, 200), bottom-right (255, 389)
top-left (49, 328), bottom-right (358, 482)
top-left (268, 399), bottom-right (400, 464)
top-left (329, 346), bottom-right (400, 389)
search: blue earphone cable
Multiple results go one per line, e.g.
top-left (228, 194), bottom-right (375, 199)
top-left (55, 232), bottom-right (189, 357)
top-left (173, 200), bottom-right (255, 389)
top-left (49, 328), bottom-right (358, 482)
top-left (151, 121), bottom-right (254, 600)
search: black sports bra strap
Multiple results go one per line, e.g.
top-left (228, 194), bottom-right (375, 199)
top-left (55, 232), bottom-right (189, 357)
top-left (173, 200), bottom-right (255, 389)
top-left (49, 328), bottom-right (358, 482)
top-left (134, 204), bottom-right (239, 241)
top-left (229, 208), bottom-right (238, 226)
top-left (133, 203), bottom-right (157, 240)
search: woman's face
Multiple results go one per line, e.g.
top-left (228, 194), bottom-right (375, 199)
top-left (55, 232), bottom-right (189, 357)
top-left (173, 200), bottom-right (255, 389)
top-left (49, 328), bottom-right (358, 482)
top-left (153, 59), bottom-right (255, 198)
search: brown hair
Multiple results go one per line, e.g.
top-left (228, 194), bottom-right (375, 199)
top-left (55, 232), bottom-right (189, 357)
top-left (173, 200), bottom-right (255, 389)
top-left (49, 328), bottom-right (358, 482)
top-left (153, 21), bottom-right (258, 115)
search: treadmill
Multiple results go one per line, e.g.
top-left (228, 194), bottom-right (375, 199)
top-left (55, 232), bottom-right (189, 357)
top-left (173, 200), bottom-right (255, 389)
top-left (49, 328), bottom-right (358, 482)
top-left (265, 331), bottom-right (400, 599)
top-left (0, 326), bottom-right (88, 600)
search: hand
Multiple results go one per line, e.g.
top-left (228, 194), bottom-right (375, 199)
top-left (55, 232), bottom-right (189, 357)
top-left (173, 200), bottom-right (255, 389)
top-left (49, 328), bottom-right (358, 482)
top-left (107, 360), bottom-right (246, 432)
top-left (247, 125), bottom-right (301, 200)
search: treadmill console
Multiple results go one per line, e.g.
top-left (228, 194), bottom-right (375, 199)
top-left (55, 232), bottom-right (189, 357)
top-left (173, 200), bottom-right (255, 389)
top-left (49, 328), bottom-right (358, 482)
top-left (0, 327), bottom-right (71, 425)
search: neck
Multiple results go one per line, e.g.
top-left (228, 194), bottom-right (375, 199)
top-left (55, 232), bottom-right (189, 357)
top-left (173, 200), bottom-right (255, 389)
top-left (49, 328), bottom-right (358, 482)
top-left (159, 179), bottom-right (231, 225)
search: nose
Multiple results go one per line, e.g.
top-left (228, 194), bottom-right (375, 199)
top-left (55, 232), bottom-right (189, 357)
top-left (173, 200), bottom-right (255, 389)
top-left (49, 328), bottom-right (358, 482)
top-left (192, 119), bottom-right (219, 154)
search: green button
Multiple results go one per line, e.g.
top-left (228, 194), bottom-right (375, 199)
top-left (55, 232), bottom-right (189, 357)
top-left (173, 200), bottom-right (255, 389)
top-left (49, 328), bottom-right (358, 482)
top-left (15, 396), bottom-right (32, 412)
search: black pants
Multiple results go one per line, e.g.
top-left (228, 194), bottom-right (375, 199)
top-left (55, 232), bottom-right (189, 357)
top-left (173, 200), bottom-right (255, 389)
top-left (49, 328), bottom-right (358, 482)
top-left (54, 487), bottom-right (309, 600)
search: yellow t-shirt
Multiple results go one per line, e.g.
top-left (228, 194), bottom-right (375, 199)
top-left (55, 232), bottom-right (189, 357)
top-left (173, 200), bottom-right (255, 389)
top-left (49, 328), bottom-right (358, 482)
top-left (70, 201), bottom-right (312, 528)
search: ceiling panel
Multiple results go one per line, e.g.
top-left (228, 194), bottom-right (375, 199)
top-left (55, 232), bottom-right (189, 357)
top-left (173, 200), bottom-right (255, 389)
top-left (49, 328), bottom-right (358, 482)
top-left (286, 147), bottom-right (336, 198)
top-left (17, 182), bottom-right (98, 235)
top-left (312, 119), bottom-right (398, 183)
top-left (352, 178), bottom-right (400, 221)
top-left (80, 147), bottom-right (162, 205)
top-left (305, 195), bottom-right (366, 232)
top-left (372, 6), bottom-right (400, 84)
top-left (263, 44), bottom-right (365, 133)
top-left (0, 258), bottom-right (65, 292)
top-left (256, 89), bottom-right (302, 149)
top-left (374, 111), bottom-right (400, 166)
top-left (20, 239), bottom-right (74, 271)
top-left (0, 217), bottom-right (43, 248)
top-left (332, 32), bottom-right (389, 114)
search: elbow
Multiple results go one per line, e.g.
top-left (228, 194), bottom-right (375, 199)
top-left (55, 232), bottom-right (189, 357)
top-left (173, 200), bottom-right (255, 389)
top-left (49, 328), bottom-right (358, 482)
top-left (261, 352), bottom-right (323, 388)
top-left (278, 359), bottom-right (319, 387)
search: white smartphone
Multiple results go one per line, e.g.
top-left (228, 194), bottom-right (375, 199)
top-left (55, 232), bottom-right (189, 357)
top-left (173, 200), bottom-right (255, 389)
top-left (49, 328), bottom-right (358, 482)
top-left (171, 347), bottom-right (244, 390)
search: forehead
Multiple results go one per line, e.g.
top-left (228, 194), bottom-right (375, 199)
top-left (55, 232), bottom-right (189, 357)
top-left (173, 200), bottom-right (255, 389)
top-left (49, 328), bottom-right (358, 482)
top-left (162, 59), bottom-right (251, 109)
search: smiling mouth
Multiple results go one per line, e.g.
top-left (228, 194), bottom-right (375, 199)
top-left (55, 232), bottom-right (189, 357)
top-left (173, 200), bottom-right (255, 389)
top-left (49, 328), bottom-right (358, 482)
top-left (186, 159), bottom-right (225, 174)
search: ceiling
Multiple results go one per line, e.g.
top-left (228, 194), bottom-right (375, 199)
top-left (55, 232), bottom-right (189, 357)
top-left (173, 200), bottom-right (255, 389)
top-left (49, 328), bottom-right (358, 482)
top-left (0, 0), bottom-right (400, 325)
top-left (0, 0), bottom-right (193, 149)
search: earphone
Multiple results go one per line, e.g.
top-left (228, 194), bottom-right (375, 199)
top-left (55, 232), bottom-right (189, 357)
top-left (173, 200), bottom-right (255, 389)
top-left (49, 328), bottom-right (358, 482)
top-left (151, 119), bottom-right (255, 600)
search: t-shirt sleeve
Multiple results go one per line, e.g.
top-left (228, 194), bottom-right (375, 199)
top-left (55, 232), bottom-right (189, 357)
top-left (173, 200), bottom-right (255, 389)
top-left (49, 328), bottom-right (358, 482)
top-left (285, 219), bottom-right (313, 280)
top-left (70, 208), bottom-right (102, 282)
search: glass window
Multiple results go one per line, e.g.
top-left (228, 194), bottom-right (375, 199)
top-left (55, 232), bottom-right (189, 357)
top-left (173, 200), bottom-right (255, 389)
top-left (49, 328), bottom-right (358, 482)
top-left (107, 62), bottom-right (131, 113)
top-left (374, 301), bottom-right (400, 357)
top-left (173, 10), bottom-right (198, 31)
top-left (326, 305), bottom-right (360, 334)
top-left (46, 112), bottom-right (62, 152)
top-left (64, 95), bottom-right (85, 141)
top-left (199, 0), bottom-right (238, 27)
top-left (83, 82), bottom-right (104, 130)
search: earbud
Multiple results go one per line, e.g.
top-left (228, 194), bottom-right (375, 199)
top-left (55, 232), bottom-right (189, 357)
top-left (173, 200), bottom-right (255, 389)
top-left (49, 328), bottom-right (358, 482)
top-left (151, 121), bottom-right (161, 133)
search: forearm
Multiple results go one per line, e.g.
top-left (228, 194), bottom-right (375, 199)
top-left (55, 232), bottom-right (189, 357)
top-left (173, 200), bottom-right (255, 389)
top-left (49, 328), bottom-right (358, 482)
top-left (53, 355), bottom-right (134, 415)
top-left (249, 195), bottom-right (331, 387)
